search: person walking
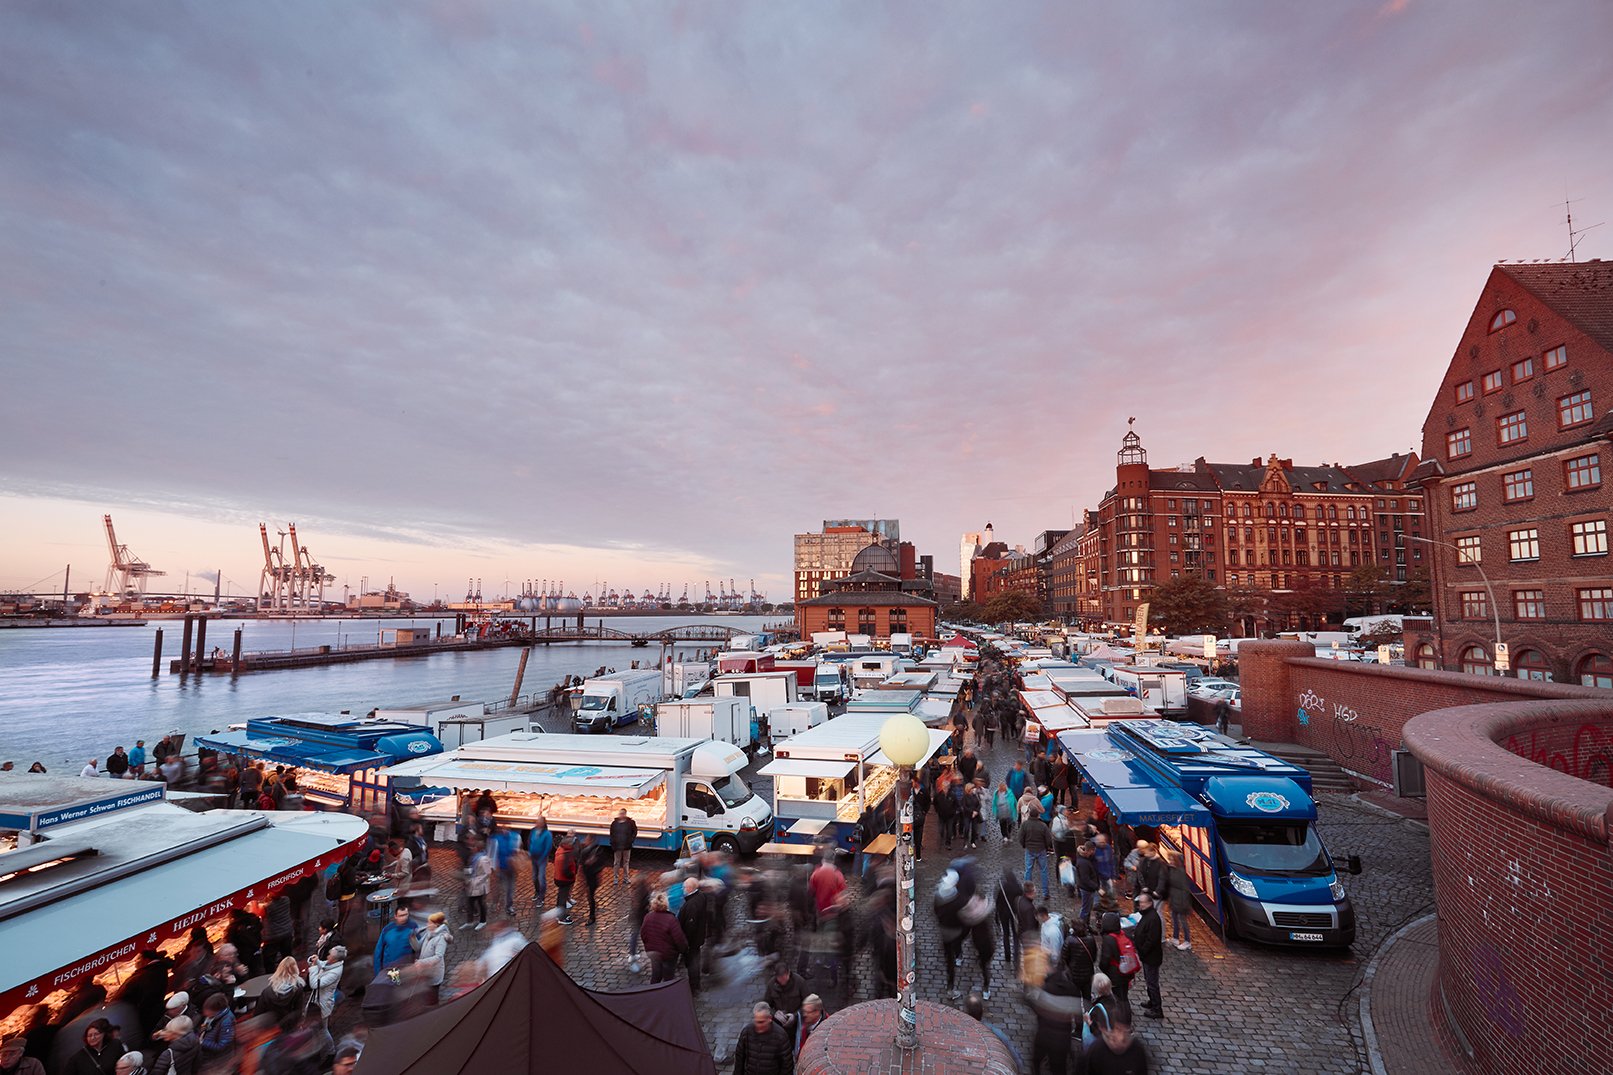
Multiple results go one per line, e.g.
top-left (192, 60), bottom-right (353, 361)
top-left (374, 907), bottom-right (418, 973)
top-left (962, 781), bottom-right (983, 849)
top-left (732, 1003), bottom-right (794, 1075)
top-left (1075, 843), bottom-right (1102, 927)
top-left (552, 836), bottom-right (579, 925)
top-left (1006, 761), bottom-right (1028, 802)
top-left (306, 946), bottom-right (346, 1023)
top-left (639, 892), bottom-right (687, 984)
top-left (463, 836), bottom-right (492, 930)
top-left (146, 1018), bottom-right (197, 1075)
top-left (677, 878), bottom-right (709, 994)
top-left (608, 809), bottom-right (637, 885)
top-left (1163, 849), bottom-right (1192, 950)
top-left (1133, 893), bottom-right (1165, 1019)
top-left (1093, 833), bottom-right (1118, 903)
top-left (527, 818), bottom-right (554, 913)
top-left (489, 825), bottom-right (522, 918)
top-left (626, 874), bottom-right (651, 972)
top-left (993, 782), bottom-right (1015, 840)
top-left (1023, 965), bottom-right (1083, 1075)
top-left (934, 776), bottom-right (957, 850)
top-left (1018, 809), bottom-right (1053, 901)
top-left (579, 835), bottom-right (609, 925)
top-left (1083, 1008), bottom-right (1150, 1073)
top-left (415, 912), bottom-right (453, 1005)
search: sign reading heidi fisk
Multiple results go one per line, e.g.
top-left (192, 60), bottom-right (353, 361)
top-left (0, 783), bottom-right (167, 833)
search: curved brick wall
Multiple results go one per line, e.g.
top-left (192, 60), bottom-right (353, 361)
top-left (796, 999), bottom-right (1017, 1075)
top-left (1404, 699), bottom-right (1613, 1075)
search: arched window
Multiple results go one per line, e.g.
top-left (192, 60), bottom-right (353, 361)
top-left (1279, 503), bottom-right (1289, 518)
top-left (1264, 503), bottom-right (1275, 519)
top-left (1329, 505), bottom-right (1338, 520)
top-left (1513, 649), bottom-right (1552, 682)
top-left (1460, 645), bottom-right (1493, 676)
top-left (1294, 505), bottom-right (1307, 520)
top-left (1415, 643), bottom-right (1437, 670)
top-left (1242, 504), bottom-right (1252, 518)
top-left (1579, 653), bottom-right (1613, 689)
top-left (1489, 309), bottom-right (1517, 332)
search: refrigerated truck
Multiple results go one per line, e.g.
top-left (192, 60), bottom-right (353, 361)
top-left (383, 732), bottom-right (773, 855)
top-left (1056, 719), bottom-right (1357, 947)
top-left (762, 715), bottom-right (950, 851)
top-left (654, 697), bottom-right (752, 752)
top-left (1105, 663), bottom-right (1190, 718)
top-left (571, 669), bottom-right (665, 733)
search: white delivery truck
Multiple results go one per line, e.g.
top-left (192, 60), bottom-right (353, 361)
top-left (384, 732), bottom-right (774, 855)
top-left (571, 669), bottom-right (665, 733)
top-left (655, 697), bottom-right (751, 751)
top-left (712, 672), bottom-right (798, 718)
top-left (766, 701), bottom-right (828, 745)
top-left (663, 661), bottom-right (713, 699)
top-left (1107, 663), bottom-right (1190, 718)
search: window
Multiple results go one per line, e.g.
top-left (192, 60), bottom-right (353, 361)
top-left (1508, 528), bottom-right (1540, 561)
top-left (1558, 390), bottom-right (1593, 428)
top-left (1451, 482), bottom-right (1478, 511)
top-left (1328, 505), bottom-right (1338, 520)
top-left (1489, 309), bottom-right (1517, 332)
top-left (1578, 588), bottom-right (1613, 622)
top-left (1514, 650), bottom-right (1552, 682)
top-left (1571, 519), bottom-right (1608, 557)
top-left (1579, 653), bottom-right (1613, 688)
top-left (1483, 370), bottom-right (1504, 393)
top-left (1455, 380), bottom-right (1475, 403)
top-left (1513, 590), bottom-right (1545, 620)
top-left (827, 607), bottom-right (845, 630)
top-left (1543, 344), bottom-right (1568, 371)
top-left (1229, 573), bottom-right (1239, 585)
top-left (1446, 428), bottom-right (1472, 458)
top-left (1409, 499), bottom-right (1420, 510)
top-left (1502, 469), bottom-right (1534, 502)
top-left (1294, 505), bottom-right (1306, 520)
top-left (1565, 453), bottom-right (1602, 490)
top-left (1415, 643), bottom-right (1437, 670)
top-left (1460, 591), bottom-right (1488, 619)
top-left (1511, 357), bottom-right (1534, 382)
top-left (1460, 645), bottom-right (1493, 675)
top-left (1455, 534), bottom-right (1482, 564)
top-left (1497, 410), bottom-right (1528, 444)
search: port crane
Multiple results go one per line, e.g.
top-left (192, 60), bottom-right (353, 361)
top-left (257, 523), bottom-right (334, 612)
top-left (103, 514), bottom-right (165, 597)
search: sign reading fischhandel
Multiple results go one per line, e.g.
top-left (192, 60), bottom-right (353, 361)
top-left (0, 783), bottom-right (167, 834)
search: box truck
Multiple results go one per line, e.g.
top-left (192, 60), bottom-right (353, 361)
top-left (571, 668), bottom-right (665, 733)
top-left (655, 697), bottom-right (751, 751)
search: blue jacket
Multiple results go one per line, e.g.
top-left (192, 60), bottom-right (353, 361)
top-left (200, 1007), bottom-right (236, 1058)
top-left (1094, 844), bottom-right (1116, 881)
top-left (129, 746), bottom-right (147, 767)
top-left (528, 829), bottom-right (554, 867)
top-left (1006, 769), bottom-right (1028, 800)
top-left (491, 830), bottom-right (520, 871)
top-left (375, 920), bottom-right (418, 970)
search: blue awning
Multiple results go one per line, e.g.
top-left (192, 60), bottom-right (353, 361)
top-left (196, 730), bottom-right (390, 775)
top-left (1203, 776), bottom-right (1316, 820)
top-left (1098, 785), bottom-right (1212, 828)
top-left (1057, 729), bottom-right (1212, 828)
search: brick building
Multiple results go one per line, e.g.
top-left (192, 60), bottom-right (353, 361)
top-left (1047, 526), bottom-right (1085, 620)
top-left (792, 519), bottom-right (900, 604)
top-left (1408, 260), bottom-right (1613, 686)
top-left (795, 540), bottom-right (939, 639)
top-left (1070, 429), bottom-right (1423, 632)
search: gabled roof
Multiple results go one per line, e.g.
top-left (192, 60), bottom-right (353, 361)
top-left (1341, 452), bottom-right (1419, 489)
top-left (798, 590), bottom-right (939, 607)
top-left (1498, 261), bottom-right (1613, 352)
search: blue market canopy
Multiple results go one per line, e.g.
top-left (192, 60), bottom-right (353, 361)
top-left (197, 729), bottom-right (420, 775)
top-left (1056, 728), bottom-right (1213, 827)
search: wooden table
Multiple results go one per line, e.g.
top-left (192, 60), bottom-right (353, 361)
top-left (234, 974), bottom-right (273, 1001)
top-left (756, 841), bottom-right (821, 858)
top-left (862, 834), bottom-right (899, 857)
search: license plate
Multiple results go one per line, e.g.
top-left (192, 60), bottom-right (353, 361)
top-left (1289, 931), bottom-right (1324, 942)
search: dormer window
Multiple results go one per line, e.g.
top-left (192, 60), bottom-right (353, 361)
top-left (1489, 309), bottom-right (1517, 332)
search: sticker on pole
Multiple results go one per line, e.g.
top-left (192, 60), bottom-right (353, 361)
top-left (1245, 791), bottom-right (1290, 814)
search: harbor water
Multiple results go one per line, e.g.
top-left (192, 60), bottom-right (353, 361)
top-left (0, 614), bottom-right (776, 767)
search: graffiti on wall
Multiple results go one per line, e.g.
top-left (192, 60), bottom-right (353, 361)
top-left (1293, 687), bottom-right (1394, 781)
top-left (1501, 723), bottom-right (1613, 787)
top-left (1470, 943), bottom-right (1526, 1039)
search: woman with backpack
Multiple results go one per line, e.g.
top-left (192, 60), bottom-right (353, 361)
top-left (1097, 912), bottom-right (1138, 1007)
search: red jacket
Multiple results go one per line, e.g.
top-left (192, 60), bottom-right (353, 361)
top-left (639, 909), bottom-right (688, 957)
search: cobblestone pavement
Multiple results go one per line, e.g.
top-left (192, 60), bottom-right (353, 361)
top-left (384, 712), bottom-right (1435, 1073)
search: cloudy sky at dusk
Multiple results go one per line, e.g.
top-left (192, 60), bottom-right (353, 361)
top-left (3, 2), bottom-right (1611, 601)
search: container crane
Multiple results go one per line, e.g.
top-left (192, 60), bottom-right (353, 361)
top-left (102, 514), bottom-right (165, 597)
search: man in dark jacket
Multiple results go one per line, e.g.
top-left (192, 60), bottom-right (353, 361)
top-left (1075, 843), bottom-right (1102, 928)
top-left (1018, 811), bottom-right (1054, 900)
top-left (1023, 966), bottom-right (1083, 1075)
top-left (578, 836), bottom-right (610, 925)
top-left (1133, 893), bottom-right (1165, 1019)
top-left (911, 779), bottom-right (931, 861)
top-left (608, 809), bottom-right (637, 885)
top-left (733, 1003), bottom-right (794, 1075)
top-left (677, 878), bottom-right (710, 993)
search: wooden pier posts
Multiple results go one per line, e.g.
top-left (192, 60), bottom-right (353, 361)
top-left (151, 628), bottom-right (164, 679)
top-left (178, 615), bottom-right (194, 679)
top-left (193, 615), bottom-right (208, 674)
top-left (231, 628), bottom-right (243, 679)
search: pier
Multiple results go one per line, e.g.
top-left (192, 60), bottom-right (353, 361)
top-left (168, 621), bottom-right (762, 675)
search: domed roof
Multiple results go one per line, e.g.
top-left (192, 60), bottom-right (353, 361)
top-left (851, 541), bottom-right (899, 575)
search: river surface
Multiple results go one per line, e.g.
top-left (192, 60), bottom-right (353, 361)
top-left (0, 614), bottom-right (779, 766)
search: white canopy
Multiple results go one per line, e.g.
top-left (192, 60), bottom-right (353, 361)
top-left (389, 757), bottom-right (667, 798)
top-left (759, 758), bottom-right (856, 780)
top-left (868, 728), bottom-right (951, 770)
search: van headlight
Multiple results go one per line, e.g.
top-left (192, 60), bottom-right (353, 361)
top-left (740, 818), bottom-right (757, 831)
top-left (1229, 872), bottom-right (1258, 899)
top-left (1329, 879), bottom-right (1346, 901)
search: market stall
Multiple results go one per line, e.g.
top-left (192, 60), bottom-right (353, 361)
top-left (0, 772), bottom-right (367, 1036)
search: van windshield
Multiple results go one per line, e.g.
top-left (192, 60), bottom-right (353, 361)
top-left (579, 695), bottom-right (611, 712)
top-left (713, 773), bottom-right (752, 808)
top-left (1217, 820), bottom-right (1331, 877)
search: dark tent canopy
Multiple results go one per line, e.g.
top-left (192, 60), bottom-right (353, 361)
top-left (355, 943), bottom-right (716, 1075)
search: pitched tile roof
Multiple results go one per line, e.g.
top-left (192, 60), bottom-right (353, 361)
top-left (1498, 261), bottom-right (1613, 352)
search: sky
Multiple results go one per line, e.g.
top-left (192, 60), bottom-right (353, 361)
top-left (3, 1), bottom-right (1611, 601)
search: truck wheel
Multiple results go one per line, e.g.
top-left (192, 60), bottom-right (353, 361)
top-left (712, 835), bottom-right (739, 855)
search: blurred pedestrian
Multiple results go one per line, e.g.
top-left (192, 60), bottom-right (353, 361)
top-left (552, 836), bottom-right (579, 925)
top-left (415, 913), bottom-right (453, 1005)
top-left (527, 819), bottom-right (553, 913)
top-left (732, 1003), bottom-right (793, 1075)
top-left (579, 835), bottom-right (609, 925)
top-left (677, 878), bottom-right (709, 994)
top-left (609, 809), bottom-right (637, 885)
top-left (1163, 849), bottom-right (1192, 950)
top-left (639, 893), bottom-right (687, 984)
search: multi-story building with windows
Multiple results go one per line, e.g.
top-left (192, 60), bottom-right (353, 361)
top-left (792, 519), bottom-right (900, 604)
top-left (1409, 261), bottom-right (1613, 686)
top-left (1070, 430), bottom-right (1423, 633)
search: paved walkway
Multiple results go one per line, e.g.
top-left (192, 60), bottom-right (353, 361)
top-left (1362, 914), bottom-right (1460, 1075)
top-left (380, 706), bottom-right (1443, 1073)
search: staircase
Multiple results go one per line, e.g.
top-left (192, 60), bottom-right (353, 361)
top-left (1244, 739), bottom-right (1358, 794)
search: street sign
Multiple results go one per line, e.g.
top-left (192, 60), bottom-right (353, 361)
top-left (1377, 644), bottom-right (1392, 665)
top-left (1494, 642), bottom-right (1510, 671)
top-left (1202, 634), bottom-right (1217, 660)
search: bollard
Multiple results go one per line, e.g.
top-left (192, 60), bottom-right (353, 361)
top-left (231, 628), bottom-right (243, 679)
top-left (151, 627), bottom-right (164, 679)
top-left (178, 615), bottom-right (194, 678)
top-left (193, 615), bottom-right (208, 674)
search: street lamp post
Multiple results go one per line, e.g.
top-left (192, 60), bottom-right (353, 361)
top-left (1407, 535), bottom-right (1505, 673)
top-left (878, 713), bottom-right (931, 1051)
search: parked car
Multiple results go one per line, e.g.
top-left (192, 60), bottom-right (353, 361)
top-left (1188, 677), bottom-right (1239, 697)
top-left (1195, 683), bottom-right (1242, 705)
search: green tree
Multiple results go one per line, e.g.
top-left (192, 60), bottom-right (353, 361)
top-left (982, 590), bottom-right (1044, 624)
top-left (1268, 576), bottom-right (1346, 630)
top-left (1358, 621), bottom-right (1404, 646)
top-left (1390, 567), bottom-right (1432, 615)
top-left (1144, 573), bottom-right (1231, 635)
top-left (1344, 564), bottom-right (1391, 618)
top-left (942, 599), bottom-right (985, 623)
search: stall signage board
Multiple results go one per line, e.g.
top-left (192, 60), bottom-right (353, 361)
top-left (0, 784), bottom-right (167, 834)
top-left (0, 832), bottom-right (366, 1012)
top-left (428, 759), bottom-right (665, 789)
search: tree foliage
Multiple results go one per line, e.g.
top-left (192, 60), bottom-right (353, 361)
top-left (981, 590), bottom-right (1045, 624)
top-left (1144, 573), bottom-right (1232, 635)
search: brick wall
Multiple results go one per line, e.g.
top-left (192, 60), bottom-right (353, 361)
top-left (796, 998), bottom-right (1017, 1075)
top-left (1237, 641), bottom-right (1606, 784)
top-left (1404, 699), bottom-right (1613, 1075)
